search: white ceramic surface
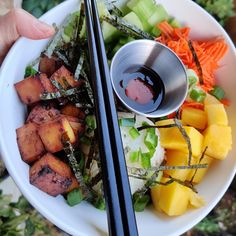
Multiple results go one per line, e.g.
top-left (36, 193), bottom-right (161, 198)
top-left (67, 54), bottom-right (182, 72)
top-left (0, 0), bottom-right (236, 235)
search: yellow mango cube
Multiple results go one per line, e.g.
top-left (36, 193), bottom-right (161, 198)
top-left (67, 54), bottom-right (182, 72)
top-left (189, 191), bottom-right (205, 208)
top-left (158, 125), bottom-right (203, 157)
top-left (165, 150), bottom-right (196, 181)
top-left (203, 125), bottom-right (232, 160)
top-left (187, 155), bottom-right (213, 183)
top-left (157, 178), bottom-right (191, 216)
top-left (204, 93), bottom-right (221, 106)
top-left (156, 119), bottom-right (175, 126)
top-left (182, 108), bottom-right (207, 130)
top-left (205, 104), bottom-right (228, 126)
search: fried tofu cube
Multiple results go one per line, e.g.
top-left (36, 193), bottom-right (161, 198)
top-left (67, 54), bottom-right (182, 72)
top-left (14, 76), bottom-right (44, 104)
top-left (38, 116), bottom-right (76, 153)
top-left (26, 104), bottom-right (60, 124)
top-left (203, 124), bottom-right (232, 160)
top-left (39, 73), bottom-right (57, 93)
top-left (61, 103), bottom-right (85, 119)
top-left (39, 55), bottom-right (62, 77)
top-left (16, 123), bottom-right (45, 163)
top-left (30, 153), bottom-right (73, 196)
top-left (50, 66), bottom-right (82, 89)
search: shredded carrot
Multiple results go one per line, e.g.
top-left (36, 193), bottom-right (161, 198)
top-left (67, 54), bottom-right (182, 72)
top-left (220, 98), bottom-right (231, 107)
top-left (180, 101), bottom-right (204, 113)
top-left (156, 21), bottom-right (228, 92)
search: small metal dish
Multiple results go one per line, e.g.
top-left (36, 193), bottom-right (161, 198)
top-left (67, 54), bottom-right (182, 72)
top-left (110, 39), bottom-right (188, 118)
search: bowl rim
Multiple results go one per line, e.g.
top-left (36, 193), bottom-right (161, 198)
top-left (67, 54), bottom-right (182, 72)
top-left (0, 0), bottom-right (236, 235)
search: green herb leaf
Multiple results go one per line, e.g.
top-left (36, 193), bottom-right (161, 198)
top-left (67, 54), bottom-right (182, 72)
top-left (67, 189), bottom-right (83, 206)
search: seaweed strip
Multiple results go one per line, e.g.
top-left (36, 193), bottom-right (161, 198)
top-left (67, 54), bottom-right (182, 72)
top-left (174, 118), bottom-right (193, 166)
top-left (102, 14), bottom-right (154, 40)
top-left (137, 124), bottom-right (177, 132)
top-left (190, 146), bottom-right (208, 183)
top-left (74, 51), bottom-right (85, 81)
top-left (188, 40), bottom-right (204, 85)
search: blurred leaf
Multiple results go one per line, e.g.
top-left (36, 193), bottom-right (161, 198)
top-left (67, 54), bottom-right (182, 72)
top-left (25, 218), bottom-right (35, 236)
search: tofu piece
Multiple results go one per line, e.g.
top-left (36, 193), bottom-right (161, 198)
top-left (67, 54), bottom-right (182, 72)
top-left (65, 176), bottom-right (79, 193)
top-left (203, 124), bottom-right (232, 160)
top-left (38, 116), bottom-right (76, 153)
top-left (69, 122), bottom-right (85, 136)
top-left (30, 153), bottom-right (73, 196)
top-left (61, 103), bottom-right (85, 119)
top-left (14, 76), bottom-right (44, 104)
top-left (39, 73), bottom-right (57, 93)
top-left (50, 66), bottom-right (82, 90)
top-left (26, 104), bottom-right (60, 124)
top-left (39, 55), bottom-right (62, 77)
top-left (16, 123), bottom-right (45, 163)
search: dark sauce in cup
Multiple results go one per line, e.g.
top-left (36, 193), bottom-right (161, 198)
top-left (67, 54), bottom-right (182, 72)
top-left (118, 66), bottom-right (165, 113)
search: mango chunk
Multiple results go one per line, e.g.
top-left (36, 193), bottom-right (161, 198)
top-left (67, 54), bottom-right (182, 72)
top-left (155, 178), bottom-right (191, 216)
top-left (182, 108), bottom-right (207, 130)
top-left (157, 125), bottom-right (203, 157)
top-left (203, 124), bottom-right (232, 160)
top-left (189, 191), bottom-right (205, 208)
top-left (156, 119), bottom-right (175, 126)
top-left (38, 116), bottom-right (76, 153)
top-left (164, 150), bottom-right (196, 181)
top-left (187, 155), bottom-right (213, 183)
top-left (205, 104), bottom-right (228, 126)
top-left (204, 93), bottom-right (221, 106)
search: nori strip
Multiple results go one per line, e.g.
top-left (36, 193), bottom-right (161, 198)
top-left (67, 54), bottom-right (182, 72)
top-left (102, 14), bottom-right (154, 40)
top-left (188, 40), bottom-right (204, 85)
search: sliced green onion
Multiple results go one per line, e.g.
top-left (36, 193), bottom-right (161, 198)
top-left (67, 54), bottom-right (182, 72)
top-left (141, 152), bottom-right (151, 169)
top-left (186, 69), bottom-right (198, 89)
top-left (129, 127), bottom-right (140, 139)
top-left (132, 192), bottom-right (150, 212)
top-left (66, 189), bottom-right (83, 206)
top-left (85, 115), bottom-right (96, 130)
top-left (144, 132), bottom-right (158, 150)
top-left (93, 196), bottom-right (105, 210)
top-left (190, 87), bottom-right (206, 103)
top-left (142, 122), bottom-right (155, 134)
top-left (119, 118), bottom-right (135, 127)
top-left (210, 86), bottom-right (225, 100)
top-left (24, 66), bottom-right (37, 78)
top-left (130, 150), bottom-right (140, 163)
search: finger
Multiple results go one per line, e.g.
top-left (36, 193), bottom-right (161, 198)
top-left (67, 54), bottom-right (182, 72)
top-left (0, 9), bottom-right (55, 63)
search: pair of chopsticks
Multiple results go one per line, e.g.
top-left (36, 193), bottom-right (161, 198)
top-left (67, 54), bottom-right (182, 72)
top-left (83, 0), bottom-right (138, 236)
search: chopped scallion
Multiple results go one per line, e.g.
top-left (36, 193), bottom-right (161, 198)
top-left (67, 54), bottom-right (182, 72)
top-left (93, 196), bottom-right (105, 210)
top-left (24, 66), bottom-right (37, 78)
top-left (119, 118), bottom-right (135, 127)
top-left (132, 192), bottom-right (150, 212)
top-left (66, 189), bottom-right (83, 206)
top-left (210, 86), bottom-right (225, 100)
top-left (129, 127), bottom-right (140, 139)
top-left (141, 152), bottom-right (151, 169)
top-left (144, 132), bottom-right (158, 150)
top-left (190, 87), bottom-right (206, 103)
top-left (85, 115), bottom-right (96, 130)
top-left (130, 150), bottom-right (140, 163)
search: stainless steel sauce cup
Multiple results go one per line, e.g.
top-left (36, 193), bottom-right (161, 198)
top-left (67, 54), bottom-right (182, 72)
top-left (110, 39), bottom-right (188, 118)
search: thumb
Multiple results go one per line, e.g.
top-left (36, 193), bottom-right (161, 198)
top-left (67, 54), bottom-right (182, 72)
top-left (0, 9), bottom-right (55, 63)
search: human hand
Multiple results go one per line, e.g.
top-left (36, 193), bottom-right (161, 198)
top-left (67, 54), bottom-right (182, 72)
top-left (0, 8), bottom-right (55, 64)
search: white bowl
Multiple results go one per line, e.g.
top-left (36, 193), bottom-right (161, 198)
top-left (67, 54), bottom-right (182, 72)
top-left (0, 0), bottom-right (236, 235)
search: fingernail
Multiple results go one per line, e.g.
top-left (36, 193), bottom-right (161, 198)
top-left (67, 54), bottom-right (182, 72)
top-left (33, 20), bottom-right (55, 36)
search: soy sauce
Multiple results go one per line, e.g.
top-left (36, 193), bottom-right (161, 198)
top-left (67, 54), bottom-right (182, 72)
top-left (117, 66), bottom-right (165, 114)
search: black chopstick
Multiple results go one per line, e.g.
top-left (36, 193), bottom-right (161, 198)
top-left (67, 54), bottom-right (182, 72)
top-left (84, 1), bottom-right (138, 235)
